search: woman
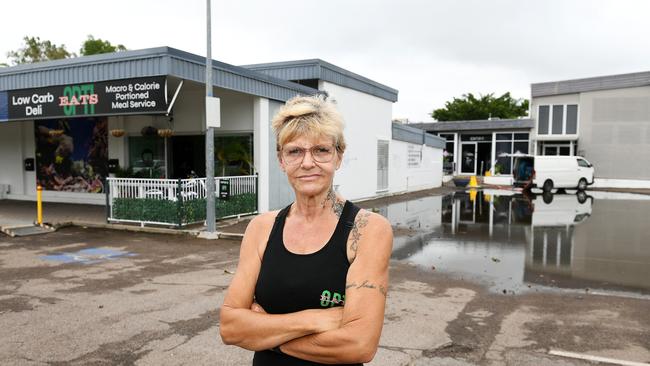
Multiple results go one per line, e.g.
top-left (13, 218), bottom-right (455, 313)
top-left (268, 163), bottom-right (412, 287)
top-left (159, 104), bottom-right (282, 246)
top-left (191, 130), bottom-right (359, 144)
top-left (220, 95), bottom-right (393, 365)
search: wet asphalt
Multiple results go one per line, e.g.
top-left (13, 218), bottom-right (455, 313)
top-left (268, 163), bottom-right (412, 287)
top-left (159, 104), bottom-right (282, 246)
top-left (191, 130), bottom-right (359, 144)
top-left (0, 189), bottom-right (649, 365)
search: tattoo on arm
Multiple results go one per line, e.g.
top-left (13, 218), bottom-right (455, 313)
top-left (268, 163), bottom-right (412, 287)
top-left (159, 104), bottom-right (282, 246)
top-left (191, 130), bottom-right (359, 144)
top-left (349, 211), bottom-right (371, 261)
top-left (322, 186), bottom-right (344, 218)
top-left (345, 280), bottom-right (388, 297)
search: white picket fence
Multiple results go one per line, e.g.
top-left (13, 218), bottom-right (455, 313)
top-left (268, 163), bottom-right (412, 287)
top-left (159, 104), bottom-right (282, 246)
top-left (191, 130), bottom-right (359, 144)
top-left (106, 175), bottom-right (257, 226)
top-left (107, 175), bottom-right (256, 201)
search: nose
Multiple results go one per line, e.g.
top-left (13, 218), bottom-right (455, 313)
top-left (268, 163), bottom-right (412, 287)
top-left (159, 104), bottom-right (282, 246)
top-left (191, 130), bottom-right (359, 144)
top-left (300, 149), bottom-right (316, 168)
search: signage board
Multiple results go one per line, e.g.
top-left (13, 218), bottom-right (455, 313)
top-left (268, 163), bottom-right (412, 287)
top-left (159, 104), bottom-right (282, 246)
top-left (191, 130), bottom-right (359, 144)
top-left (219, 179), bottom-right (230, 200)
top-left (0, 76), bottom-right (167, 122)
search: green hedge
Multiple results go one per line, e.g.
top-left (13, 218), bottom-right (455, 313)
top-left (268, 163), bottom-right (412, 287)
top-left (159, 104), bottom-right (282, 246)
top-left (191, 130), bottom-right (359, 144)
top-left (112, 193), bottom-right (257, 226)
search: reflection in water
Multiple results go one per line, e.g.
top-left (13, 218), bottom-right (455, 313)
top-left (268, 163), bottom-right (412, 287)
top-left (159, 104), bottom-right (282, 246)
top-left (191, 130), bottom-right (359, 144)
top-left (382, 190), bottom-right (650, 296)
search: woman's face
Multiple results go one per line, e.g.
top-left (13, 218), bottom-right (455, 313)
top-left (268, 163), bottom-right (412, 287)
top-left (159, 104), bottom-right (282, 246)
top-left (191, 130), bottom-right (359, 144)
top-left (279, 135), bottom-right (341, 197)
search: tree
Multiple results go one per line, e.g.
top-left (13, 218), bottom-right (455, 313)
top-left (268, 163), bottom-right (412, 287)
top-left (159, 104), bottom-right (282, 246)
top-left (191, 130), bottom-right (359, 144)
top-left (80, 35), bottom-right (126, 56)
top-left (7, 36), bottom-right (74, 65)
top-left (431, 92), bottom-right (529, 121)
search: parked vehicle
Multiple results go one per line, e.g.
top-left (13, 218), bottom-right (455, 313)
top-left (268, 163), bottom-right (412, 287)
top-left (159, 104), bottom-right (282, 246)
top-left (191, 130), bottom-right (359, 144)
top-left (513, 155), bottom-right (594, 192)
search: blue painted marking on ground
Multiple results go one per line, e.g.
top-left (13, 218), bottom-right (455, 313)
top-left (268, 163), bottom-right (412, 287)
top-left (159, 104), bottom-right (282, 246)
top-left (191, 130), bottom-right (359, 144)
top-left (41, 248), bottom-right (136, 264)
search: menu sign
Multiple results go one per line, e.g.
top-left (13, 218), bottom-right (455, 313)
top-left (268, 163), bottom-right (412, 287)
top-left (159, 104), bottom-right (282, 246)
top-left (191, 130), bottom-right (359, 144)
top-left (0, 76), bottom-right (167, 122)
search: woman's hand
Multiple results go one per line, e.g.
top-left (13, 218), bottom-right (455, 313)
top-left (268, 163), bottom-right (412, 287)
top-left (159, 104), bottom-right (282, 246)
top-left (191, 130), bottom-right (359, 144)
top-left (251, 302), bottom-right (344, 333)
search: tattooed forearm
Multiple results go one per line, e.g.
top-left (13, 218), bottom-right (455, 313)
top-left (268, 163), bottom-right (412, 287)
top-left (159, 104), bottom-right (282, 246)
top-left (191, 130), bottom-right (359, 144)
top-left (322, 186), bottom-right (344, 218)
top-left (345, 280), bottom-right (388, 297)
top-left (349, 211), bottom-right (371, 261)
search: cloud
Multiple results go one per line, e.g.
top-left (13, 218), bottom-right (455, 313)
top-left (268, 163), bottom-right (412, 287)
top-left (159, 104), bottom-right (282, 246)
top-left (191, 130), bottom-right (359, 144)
top-left (2, 0), bottom-right (650, 122)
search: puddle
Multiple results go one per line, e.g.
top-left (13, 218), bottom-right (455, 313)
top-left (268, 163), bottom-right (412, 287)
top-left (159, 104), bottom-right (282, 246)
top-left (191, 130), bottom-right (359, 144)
top-left (41, 248), bottom-right (136, 264)
top-left (378, 190), bottom-right (650, 296)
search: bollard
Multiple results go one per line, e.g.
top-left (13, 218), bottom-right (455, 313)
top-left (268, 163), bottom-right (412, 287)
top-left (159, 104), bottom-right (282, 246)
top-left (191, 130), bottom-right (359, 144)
top-left (37, 185), bottom-right (43, 226)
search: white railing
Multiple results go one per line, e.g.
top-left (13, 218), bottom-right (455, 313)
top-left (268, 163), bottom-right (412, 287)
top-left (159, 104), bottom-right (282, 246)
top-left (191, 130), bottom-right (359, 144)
top-left (106, 175), bottom-right (257, 227)
top-left (106, 175), bottom-right (257, 201)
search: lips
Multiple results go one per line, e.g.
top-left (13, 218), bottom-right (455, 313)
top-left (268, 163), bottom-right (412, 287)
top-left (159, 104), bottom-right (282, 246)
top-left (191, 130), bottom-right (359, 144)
top-left (298, 174), bottom-right (321, 180)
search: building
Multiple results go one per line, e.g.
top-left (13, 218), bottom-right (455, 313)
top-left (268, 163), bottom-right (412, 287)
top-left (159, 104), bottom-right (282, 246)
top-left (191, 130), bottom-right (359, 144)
top-left (409, 118), bottom-right (533, 177)
top-left (412, 70), bottom-right (650, 188)
top-left (0, 47), bottom-right (444, 213)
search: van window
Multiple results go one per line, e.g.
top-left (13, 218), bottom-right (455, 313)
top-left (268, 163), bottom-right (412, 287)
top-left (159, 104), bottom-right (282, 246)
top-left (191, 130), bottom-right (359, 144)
top-left (577, 159), bottom-right (590, 168)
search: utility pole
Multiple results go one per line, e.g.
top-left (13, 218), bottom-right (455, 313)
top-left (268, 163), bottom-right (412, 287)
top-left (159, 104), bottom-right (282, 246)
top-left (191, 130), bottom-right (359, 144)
top-left (205, 0), bottom-right (216, 232)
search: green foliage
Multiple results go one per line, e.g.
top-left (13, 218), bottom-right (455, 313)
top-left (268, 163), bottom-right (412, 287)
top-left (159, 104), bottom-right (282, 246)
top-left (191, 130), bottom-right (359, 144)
top-left (432, 92), bottom-right (529, 121)
top-left (80, 35), bottom-right (126, 56)
top-left (111, 193), bottom-right (257, 226)
top-left (7, 36), bottom-right (74, 65)
top-left (216, 136), bottom-right (254, 176)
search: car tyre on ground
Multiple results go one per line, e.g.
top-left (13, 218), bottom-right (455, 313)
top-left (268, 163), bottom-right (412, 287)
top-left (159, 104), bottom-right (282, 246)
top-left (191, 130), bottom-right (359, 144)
top-left (577, 178), bottom-right (588, 191)
top-left (543, 179), bottom-right (554, 193)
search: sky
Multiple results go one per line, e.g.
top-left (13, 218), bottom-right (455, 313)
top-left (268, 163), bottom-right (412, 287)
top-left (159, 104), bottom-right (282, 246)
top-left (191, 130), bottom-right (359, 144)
top-left (1, 0), bottom-right (650, 122)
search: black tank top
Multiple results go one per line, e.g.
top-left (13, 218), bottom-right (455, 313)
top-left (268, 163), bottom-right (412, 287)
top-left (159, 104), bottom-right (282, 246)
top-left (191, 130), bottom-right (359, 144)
top-left (253, 200), bottom-right (362, 366)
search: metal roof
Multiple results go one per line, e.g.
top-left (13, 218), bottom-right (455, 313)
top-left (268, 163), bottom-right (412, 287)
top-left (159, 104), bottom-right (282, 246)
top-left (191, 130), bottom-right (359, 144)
top-left (532, 70), bottom-right (650, 97)
top-left (0, 47), bottom-right (318, 101)
top-left (408, 119), bottom-right (534, 133)
top-left (241, 59), bottom-right (398, 102)
top-left (392, 122), bottom-right (446, 149)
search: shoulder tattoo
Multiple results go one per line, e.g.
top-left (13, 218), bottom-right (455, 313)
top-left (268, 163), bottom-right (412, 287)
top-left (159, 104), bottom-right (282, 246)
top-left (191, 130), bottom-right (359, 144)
top-left (349, 211), bottom-right (371, 261)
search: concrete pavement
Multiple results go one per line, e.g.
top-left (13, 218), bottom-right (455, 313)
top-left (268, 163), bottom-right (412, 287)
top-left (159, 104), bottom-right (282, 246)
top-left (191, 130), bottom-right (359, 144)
top-left (1, 227), bottom-right (648, 365)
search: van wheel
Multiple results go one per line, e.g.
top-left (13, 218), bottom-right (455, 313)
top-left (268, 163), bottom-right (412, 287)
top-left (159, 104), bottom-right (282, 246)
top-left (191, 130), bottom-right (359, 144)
top-left (543, 179), bottom-right (554, 193)
top-left (577, 178), bottom-right (588, 191)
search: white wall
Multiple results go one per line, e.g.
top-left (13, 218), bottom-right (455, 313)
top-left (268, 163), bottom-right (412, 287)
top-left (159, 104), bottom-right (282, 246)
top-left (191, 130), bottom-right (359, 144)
top-left (120, 83), bottom-right (254, 137)
top-left (388, 139), bottom-right (443, 194)
top-left (578, 86), bottom-right (650, 180)
top-left (320, 81), bottom-right (393, 201)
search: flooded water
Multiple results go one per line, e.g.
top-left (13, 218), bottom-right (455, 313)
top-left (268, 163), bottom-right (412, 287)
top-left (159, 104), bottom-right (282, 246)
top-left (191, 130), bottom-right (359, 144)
top-left (380, 189), bottom-right (650, 297)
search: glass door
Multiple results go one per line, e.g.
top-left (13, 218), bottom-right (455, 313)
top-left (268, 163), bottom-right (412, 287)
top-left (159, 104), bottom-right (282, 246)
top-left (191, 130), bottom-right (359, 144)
top-left (460, 143), bottom-right (477, 175)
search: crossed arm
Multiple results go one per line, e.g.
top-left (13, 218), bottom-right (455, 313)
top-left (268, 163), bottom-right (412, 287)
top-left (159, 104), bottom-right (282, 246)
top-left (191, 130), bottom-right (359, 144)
top-left (219, 210), bottom-right (393, 364)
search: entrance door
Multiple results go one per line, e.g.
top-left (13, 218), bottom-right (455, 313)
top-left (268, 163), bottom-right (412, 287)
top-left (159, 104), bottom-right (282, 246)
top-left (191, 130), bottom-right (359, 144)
top-left (460, 143), bottom-right (477, 175)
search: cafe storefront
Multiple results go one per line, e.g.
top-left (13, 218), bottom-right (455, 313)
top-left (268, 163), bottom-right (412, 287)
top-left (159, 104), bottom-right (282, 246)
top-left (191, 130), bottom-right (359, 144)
top-left (1, 76), bottom-right (169, 196)
top-left (0, 47), bottom-right (316, 207)
top-left (411, 119), bottom-right (534, 177)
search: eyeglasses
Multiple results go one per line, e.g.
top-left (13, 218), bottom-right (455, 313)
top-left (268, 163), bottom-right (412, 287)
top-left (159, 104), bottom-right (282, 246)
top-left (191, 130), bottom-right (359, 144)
top-left (281, 145), bottom-right (337, 165)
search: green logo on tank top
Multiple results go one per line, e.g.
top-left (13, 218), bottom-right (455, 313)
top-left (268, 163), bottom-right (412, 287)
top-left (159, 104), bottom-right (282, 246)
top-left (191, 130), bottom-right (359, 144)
top-left (320, 290), bottom-right (345, 307)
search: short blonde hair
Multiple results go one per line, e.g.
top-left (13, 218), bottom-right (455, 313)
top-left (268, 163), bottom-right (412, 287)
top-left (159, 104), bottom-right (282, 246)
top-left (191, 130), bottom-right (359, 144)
top-left (271, 95), bottom-right (346, 153)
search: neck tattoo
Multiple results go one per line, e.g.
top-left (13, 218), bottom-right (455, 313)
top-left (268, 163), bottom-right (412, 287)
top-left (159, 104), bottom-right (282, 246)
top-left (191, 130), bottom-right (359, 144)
top-left (322, 187), bottom-right (344, 218)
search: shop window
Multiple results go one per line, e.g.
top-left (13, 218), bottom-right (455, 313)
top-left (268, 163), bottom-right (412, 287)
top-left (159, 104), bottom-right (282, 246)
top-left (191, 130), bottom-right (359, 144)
top-left (513, 141), bottom-right (529, 155)
top-left (496, 133), bottom-right (513, 141)
top-left (35, 118), bottom-right (108, 192)
top-left (514, 133), bottom-right (529, 140)
top-left (215, 134), bottom-right (253, 176)
top-left (495, 141), bottom-right (513, 174)
top-left (129, 136), bottom-right (167, 178)
top-left (538, 106), bottom-right (550, 134)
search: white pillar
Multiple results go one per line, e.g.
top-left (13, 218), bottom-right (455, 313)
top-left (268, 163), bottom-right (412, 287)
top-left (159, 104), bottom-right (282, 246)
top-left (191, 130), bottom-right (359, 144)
top-left (490, 132), bottom-right (496, 175)
top-left (253, 97), bottom-right (270, 213)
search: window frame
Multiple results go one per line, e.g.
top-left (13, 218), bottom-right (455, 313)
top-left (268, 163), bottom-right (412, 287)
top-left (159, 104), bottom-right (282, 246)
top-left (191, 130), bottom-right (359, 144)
top-left (537, 104), bottom-right (580, 136)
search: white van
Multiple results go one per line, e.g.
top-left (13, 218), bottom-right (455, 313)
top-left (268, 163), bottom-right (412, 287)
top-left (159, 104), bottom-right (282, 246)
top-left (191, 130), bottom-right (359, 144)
top-left (513, 155), bottom-right (594, 192)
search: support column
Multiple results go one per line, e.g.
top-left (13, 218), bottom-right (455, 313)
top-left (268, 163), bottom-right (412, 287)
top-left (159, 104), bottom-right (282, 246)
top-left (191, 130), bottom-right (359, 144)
top-left (490, 132), bottom-right (496, 175)
top-left (253, 97), bottom-right (270, 213)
